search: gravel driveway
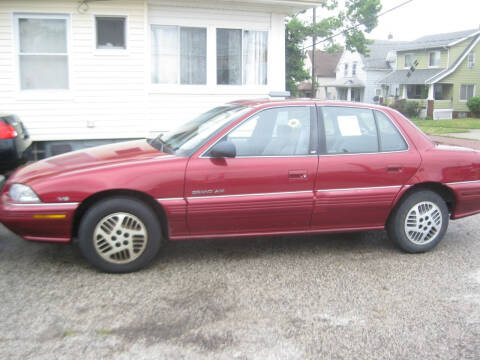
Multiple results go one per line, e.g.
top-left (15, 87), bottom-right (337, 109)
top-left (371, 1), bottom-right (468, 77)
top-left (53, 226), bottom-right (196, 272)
top-left (0, 218), bottom-right (479, 360)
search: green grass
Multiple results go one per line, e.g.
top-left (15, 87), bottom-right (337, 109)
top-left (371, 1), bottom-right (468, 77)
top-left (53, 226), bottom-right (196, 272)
top-left (411, 118), bottom-right (480, 135)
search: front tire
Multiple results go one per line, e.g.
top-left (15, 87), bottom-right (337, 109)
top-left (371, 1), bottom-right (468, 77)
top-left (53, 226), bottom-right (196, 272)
top-left (387, 190), bottom-right (449, 253)
top-left (78, 197), bottom-right (162, 273)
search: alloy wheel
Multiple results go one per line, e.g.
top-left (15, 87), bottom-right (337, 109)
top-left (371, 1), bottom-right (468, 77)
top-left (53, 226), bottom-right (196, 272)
top-left (93, 212), bottom-right (148, 264)
top-left (404, 201), bottom-right (443, 245)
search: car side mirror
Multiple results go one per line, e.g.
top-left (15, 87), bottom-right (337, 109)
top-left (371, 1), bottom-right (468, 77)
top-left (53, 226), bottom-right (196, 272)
top-left (210, 141), bottom-right (236, 158)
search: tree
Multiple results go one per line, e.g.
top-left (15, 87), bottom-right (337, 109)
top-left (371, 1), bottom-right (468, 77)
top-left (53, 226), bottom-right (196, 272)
top-left (286, 0), bottom-right (382, 97)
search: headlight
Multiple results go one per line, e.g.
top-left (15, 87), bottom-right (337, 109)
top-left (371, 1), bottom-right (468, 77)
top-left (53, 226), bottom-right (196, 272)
top-left (9, 184), bottom-right (41, 203)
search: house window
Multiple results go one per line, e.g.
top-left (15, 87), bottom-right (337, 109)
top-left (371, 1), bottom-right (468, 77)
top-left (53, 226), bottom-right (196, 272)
top-left (352, 62), bottom-right (357, 76)
top-left (467, 52), bottom-right (475, 68)
top-left (15, 14), bottom-right (69, 90)
top-left (406, 85), bottom-right (428, 99)
top-left (404, 54), bottom-right (413, 68)
top-left (429, 51), bottom-right (441, 67)
top-left (216, 29), bottom-right (268, 85)
top-left (434, 84), bottom-right (452, 100)
top-left (151, 26), bottom-right (207, 85)
top-left (96, 16), bottom-right (126, 49)
top-left (460, 84), bottom-right (475, 101)
top-left (344, 63), bottom-right (349, 77)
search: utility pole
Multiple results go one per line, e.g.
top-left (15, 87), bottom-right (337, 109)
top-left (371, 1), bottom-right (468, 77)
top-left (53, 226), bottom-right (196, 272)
top-left (311, 7), bottom-right (316, 98)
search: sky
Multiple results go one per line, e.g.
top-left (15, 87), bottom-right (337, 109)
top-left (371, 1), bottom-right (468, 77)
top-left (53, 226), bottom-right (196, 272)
top-left (369, 0), bottom-right (480, 41)
top-left (302, 0), bottom-right (480, 45)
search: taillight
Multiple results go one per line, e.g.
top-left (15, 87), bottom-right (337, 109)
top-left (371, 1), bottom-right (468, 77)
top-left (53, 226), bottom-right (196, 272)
top-left (0, 122), bottom-right (17, 139)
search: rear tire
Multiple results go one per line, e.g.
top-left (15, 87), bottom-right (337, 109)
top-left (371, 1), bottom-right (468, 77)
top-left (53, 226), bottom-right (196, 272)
top-left (78, 197), bottom-right (162, 273)
top-left (387, 190), bottom-right (449, 253)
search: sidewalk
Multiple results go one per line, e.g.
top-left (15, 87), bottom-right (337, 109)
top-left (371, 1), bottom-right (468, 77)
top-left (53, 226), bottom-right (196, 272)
top-left (430, 135), bottom-right (480, 150)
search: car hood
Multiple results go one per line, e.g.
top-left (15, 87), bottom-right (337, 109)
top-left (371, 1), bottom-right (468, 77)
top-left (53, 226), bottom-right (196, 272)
top-left (10, 140), bottom-right (171, 184)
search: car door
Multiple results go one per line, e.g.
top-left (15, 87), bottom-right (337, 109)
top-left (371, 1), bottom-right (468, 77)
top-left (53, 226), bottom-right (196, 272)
top-left (185, 105), bottom-right (318, 236)
top-left (312, 105), bottom-right (421, 230)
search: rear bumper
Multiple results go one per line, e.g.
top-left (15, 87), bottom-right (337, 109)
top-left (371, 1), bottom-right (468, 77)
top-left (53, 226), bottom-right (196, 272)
top-left (0, 196), bottom-right (77, 243)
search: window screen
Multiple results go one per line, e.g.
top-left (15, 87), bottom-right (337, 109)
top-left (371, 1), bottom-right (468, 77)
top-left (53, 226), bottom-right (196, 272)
top-left (151, 26), bottom-right (206, 84)
top-left (18, 16), bottom-right (69, 90)
top-left (217, 29), bottom-right (268, 85)
top-left (96, 16), bottom-right (126, 49)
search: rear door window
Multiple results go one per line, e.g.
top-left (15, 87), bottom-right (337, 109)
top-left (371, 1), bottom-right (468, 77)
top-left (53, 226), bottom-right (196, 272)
top-left (321, 106), bottom-right (379, 154)
top-left (375, 110), bottom-right (408, 152)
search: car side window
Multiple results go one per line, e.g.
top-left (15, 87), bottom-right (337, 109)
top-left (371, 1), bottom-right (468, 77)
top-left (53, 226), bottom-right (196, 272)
top-left (223, 106), bottom-right (312, 157)
top-left (321, 106), bottom-right (379, 154)
top-left (375, 111), bottom-right (408, 152)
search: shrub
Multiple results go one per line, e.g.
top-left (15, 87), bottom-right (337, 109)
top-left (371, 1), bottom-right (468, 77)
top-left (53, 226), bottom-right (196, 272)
top-left (467, 96), bottom-right (480, 117)
top-left (389, 99), bottom-right (421, 118)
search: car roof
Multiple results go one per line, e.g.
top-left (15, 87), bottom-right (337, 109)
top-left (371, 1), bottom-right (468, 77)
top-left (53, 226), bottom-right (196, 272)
top-left (229, 98), bottom-right (392, 112)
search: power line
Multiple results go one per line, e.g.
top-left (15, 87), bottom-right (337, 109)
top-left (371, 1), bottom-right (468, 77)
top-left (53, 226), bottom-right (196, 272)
top-left (303, 0), bottom-right (415, 50)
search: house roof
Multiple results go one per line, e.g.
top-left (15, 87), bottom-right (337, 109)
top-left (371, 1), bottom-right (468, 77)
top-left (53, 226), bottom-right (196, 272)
top-left (398, 29), bottom-right (480, 52)
top-left (378, 68), bottom-right (444, 85)
top-left (307, 50), bottom-right (342, 77)
top-left (360, 40), bottom-right (411, 70)
top-left (428, 34), bottom-right (480, 83)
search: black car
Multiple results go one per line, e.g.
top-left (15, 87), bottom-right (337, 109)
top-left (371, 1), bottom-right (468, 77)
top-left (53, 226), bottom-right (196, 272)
top-left (0, 114), bottom-right (32, 174)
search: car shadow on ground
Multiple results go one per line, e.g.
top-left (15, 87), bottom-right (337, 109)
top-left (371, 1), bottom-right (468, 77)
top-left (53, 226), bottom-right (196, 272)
top-left (0, 225), bottom-right (399, 273)
top-left (153, 231), bottom-right (398, 267)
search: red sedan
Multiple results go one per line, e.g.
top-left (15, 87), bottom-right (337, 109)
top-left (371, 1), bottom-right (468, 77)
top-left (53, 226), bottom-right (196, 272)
top-left (1, 100), bottom-right (480, 273)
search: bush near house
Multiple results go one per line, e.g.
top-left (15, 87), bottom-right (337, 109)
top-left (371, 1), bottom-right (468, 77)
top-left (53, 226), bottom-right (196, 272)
top-left (390, 99), bottom-right (421, 118)
top-left (467, 96), bottom-right (480, 117)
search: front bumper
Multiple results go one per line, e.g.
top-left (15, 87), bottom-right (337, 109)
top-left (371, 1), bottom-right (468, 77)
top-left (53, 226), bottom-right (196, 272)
top-left (0, 196), bottom-right (78, 243)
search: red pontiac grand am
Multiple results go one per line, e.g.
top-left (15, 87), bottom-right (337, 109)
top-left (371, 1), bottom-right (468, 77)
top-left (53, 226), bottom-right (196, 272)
top-left (1, 100), bottom-right (480, 273)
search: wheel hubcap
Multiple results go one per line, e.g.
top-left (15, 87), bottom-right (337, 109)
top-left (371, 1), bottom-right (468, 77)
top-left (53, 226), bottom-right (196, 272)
top-left (93, 212), bottom-right (148, 264)
top-left (404, 201), bottom-right (442, 245)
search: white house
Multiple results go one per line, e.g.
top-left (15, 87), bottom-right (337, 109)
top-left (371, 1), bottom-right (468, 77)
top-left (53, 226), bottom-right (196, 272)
top-left (329, 40), bottom-right (409, 104)
top-left (298, 49), bottom-right (342, 99)
top-left (0, 0), bottom-right (320, 158)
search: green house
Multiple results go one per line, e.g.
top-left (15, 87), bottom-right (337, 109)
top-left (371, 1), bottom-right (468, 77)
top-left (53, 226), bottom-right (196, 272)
top-left (380, 29), bottom-right (480, 119)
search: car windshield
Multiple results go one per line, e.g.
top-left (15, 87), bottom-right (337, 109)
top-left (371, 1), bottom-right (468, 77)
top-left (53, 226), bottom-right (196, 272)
top-left (149, 104), bottom-right (251, 156)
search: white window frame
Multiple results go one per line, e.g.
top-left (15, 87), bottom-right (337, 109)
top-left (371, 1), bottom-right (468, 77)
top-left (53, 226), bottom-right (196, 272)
top-left (149, 24), bottom-right (270, 95)
top-left (13, 13), bottom-right (71, 96)
top-left (467, 52), bottom-right (475, 69)
top-left (428, 51), bottom-right (441, 68)
top-left (216, 28), bottom-right (269, 86)
top-left (344, 63), bottom-right (349, 77)
top-left (352, 62), bottom-right (357, 76)
top-left (94, 15), bottom-right (128, 54)
top-left (404, 53), bottom-right (414, 69)
top-left (459, 84), bottom-right (475, 102)
top-left (151, 25), bottom-right (208, 86)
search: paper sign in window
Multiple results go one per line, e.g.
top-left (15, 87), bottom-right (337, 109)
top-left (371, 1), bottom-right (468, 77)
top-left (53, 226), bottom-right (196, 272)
top-left (337, 116), bottom-right (362, 136)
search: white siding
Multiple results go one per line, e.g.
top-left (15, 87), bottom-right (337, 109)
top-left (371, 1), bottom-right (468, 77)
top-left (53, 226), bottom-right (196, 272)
top-left (0, 0), bottom-right (287, 142)
top-left (364, 70), bottom-right (387, 104)
top-left (0, 0), bottom-right (149, 141)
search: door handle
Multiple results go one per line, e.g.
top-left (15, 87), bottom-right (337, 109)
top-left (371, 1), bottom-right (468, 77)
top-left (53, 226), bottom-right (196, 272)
top-left (386, 165), bottom-right (403, 173)
top-left (288, 170), bottom-right (308, 179)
